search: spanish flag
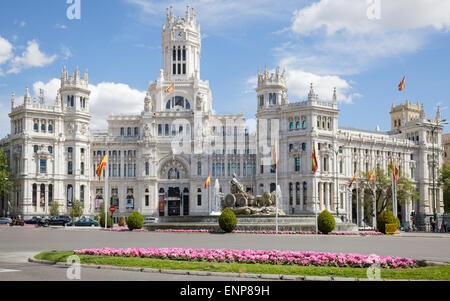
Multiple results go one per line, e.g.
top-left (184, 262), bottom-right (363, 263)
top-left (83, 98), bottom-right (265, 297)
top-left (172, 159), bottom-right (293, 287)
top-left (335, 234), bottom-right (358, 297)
top-left (205, 175), bottom-right (211, 189)
top-left (349, 170), bottom-right (357, 188)
top-left (164, 83), bottom-right (174, 93)
top-left (369, 168), bottom-right (375, 184)
top-left (272, 140), bottom-right (277, 170)
top-left (312, 141), bottom-right (318, 173)
top-left (96, 154), bottom-right (108, 181)
top-left (398, 76), bottom-right (405, 91)
top-left (389, 156), bottom-right (395, 180)
top-left (394, 165), bottom-right (399, 183)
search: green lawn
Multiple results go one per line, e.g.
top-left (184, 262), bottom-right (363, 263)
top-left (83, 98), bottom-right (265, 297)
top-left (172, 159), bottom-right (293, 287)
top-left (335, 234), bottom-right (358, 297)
top-left (34, 251), bottom-right (450, 280)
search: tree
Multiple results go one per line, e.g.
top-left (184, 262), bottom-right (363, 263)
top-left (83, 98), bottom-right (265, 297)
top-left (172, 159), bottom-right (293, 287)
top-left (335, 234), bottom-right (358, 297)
top-left (0, 148), bottom-right (13, 199)
top-left (69, 199), bottom-right (84, 226)
top-left (50, 201), bottom-right (59, 216)
top-left (438, 164), bottom-right (450, 213)
top-left (360, 167), bottom-right (419, 224)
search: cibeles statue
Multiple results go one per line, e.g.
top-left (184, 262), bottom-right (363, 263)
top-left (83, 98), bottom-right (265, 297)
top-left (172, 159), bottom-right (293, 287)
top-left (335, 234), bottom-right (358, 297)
top-left (222, 174), bottom-right (286, 216)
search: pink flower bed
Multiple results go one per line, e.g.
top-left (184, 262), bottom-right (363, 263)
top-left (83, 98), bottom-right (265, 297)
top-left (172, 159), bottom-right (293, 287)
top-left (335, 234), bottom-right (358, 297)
top-left (102, 227), bottom-right (148, 232)
top-left (154, 229), bottom-right (384, 235)
top-left (73, 247), bottom-right (417, 269)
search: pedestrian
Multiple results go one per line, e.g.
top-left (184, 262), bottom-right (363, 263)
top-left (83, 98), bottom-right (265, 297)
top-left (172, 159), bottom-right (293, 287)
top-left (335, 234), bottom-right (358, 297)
top-left (430, 217), bottom-right (435, 232)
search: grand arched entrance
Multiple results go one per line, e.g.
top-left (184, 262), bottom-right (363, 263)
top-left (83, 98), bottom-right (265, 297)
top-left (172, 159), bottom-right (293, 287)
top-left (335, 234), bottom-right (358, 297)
top-left (158, 156), bottom-right (190, 217)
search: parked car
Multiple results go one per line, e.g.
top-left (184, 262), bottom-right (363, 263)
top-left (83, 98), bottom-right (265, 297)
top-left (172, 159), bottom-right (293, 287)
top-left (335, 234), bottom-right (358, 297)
top-left (46, 215), bottom-right (72, 226)
top-left (10, 216), bottom-right (24, 226)
top-left (144, 217), bottom-right (159, 224)
top-left (25, 217), bottom-right (41, 224)
top-left (67, 217), bottom-right (99, 227)
top-left (0, 217), bottom-right (12, 225)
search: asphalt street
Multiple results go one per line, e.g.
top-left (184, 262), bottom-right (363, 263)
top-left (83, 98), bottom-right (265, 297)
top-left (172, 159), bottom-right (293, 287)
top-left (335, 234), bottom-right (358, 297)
top-left (0, 226), bottom-right (449, 281)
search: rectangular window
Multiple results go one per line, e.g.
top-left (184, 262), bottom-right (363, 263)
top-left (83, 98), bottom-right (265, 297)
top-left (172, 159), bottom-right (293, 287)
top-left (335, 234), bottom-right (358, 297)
top-left (178, 64), bottom-right (181, 74)
top-left (197, 194), bottom-right (202, 206)
top-left (40, 160), bottom-right (47, 174)
top-left (173, 64), bottom-right (176, 74)
top-left (145, 195), bottom-right (149, 207)
top-left (158, 124), bottom-right (162, 136)
top-left (295, 158), bottom-right (300, 172)
top-left (113, 164), bottom-right (117, 177)
top-left (183, 64), bottom-right (186, 74)
top-left (121, 128), bottom-right (124, 136)
top-left (81, 162), bottom-right (84, 175)
top-left (68, 161), bottom-right (73, 175)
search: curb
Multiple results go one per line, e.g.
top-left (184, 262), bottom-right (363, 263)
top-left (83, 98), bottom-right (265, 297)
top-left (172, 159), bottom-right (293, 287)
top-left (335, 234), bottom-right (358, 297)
top-left (27, 257), bottom-right (427, 281)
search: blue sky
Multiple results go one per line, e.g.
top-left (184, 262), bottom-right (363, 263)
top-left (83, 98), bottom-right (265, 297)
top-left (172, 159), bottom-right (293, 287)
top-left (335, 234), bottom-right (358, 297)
top-left (0, 0), bottom-right (449, 136)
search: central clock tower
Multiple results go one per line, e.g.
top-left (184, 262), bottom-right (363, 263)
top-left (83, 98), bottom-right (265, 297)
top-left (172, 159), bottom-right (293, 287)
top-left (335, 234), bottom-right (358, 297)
top-left (162, 5), bottom-right (202, 81)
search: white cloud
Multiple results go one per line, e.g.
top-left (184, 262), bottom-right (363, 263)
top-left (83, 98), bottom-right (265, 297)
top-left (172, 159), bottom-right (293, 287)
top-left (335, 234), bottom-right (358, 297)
top-left (124, 0), bottom-right (300, 30)
top-left (285, 69), bottom-right (357, 104)
top-left (0, 36), bottom-right (13, 75)
top-left (55, 24), bottom-right (68, 30)
top-left (61, 46), bottom-right (72, 60)
top-left (291, 0), bottom-right (450, 36)
top-left (282, 0), bottom-right (450, 76)
top-left (8, 40), bottom-right (57, 74)
top-left (28, 78), bottom-right (146, 131)
top-left (89, 82), bottom-right (146, 130)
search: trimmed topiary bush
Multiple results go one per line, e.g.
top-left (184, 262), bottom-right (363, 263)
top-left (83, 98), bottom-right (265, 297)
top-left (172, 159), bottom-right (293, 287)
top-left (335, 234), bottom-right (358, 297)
top-left (377, 210), bottom-right (400, 234)
top-left (127, 211), bottom-right (144, 231)
top-left (318, 210), bottom-right (336, 234)
top-left (99, 213), bottom-right (113, 228)
top-left (118, 216), bottom-right (127, 227)
top-left (218, 208), bottom-right (238, 233)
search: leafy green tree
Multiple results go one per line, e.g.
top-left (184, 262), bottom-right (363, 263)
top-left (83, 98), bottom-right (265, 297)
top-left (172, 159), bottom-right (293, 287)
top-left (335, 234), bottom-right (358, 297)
top-left (361, 167), bottom-right (419, 224)
top-left (69, 199), bottom-right (84, 225)
top-left (0, 148), bottom-right (13, 198)
top-left (50, 201), bottom-right (59, 216)
top-left (438, 164), bottom-right (450, 213)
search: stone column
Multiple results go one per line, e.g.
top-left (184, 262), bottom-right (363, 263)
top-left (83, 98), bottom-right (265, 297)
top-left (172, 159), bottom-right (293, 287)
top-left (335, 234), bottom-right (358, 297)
top-left (330, 183), bottom-right (334, 212)
top-left (45, 184), bottom-right (49, 215)
top-left (324, 182), bottom-right (329, 211)
top-left (300, 183), bottom-right (304, 211)
top-left (36, 184), bottom-right (40, 213)
top-left (318, 182), bottom-right (322, 211)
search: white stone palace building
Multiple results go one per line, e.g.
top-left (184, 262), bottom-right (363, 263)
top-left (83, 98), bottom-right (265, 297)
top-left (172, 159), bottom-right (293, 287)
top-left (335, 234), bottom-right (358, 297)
top-left (0, 6), bottom-right (445, 229)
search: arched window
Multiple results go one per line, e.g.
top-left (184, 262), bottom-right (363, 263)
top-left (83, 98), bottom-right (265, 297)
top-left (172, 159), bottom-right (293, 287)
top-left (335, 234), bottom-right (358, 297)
top-left (48, 123), bottom-right (53, 133)
top-left (71, 95), bottom-right (74, 107)
top-left (145, 162), bottom-right (149, 176)
top-left (186, 100), bottom-right (191, 109)
top-left (80, 185), bottom-right (85, 203)
top-left (296, 182), bottom-right (300, 205)
top-left (259, 95), bottom-right (264, 106)
top-left (134, 127), bottom-right (139, 137)
top-left (34, 122), bottom-right (39, 132)
top-left (289, 122), bottom-right (294, 130)
top-left (48, 184), bottom-right (53, 203)
top-left (127, 127), bottom-right (132, 136)
top-left (296, 121), bottom-right (301, 129)
top-left (197, 161), bottom-right (202, 176)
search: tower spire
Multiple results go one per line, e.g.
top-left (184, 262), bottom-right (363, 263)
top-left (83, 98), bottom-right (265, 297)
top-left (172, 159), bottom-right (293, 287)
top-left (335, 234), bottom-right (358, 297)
top-left (436, 105), bottom-right (441, 121)
top-left (333, 87), bottom-right (337, 105)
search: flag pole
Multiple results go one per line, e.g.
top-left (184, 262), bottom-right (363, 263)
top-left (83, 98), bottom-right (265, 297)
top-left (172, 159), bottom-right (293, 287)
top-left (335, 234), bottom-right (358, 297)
top-left (275, 156), bottom-right (278, 234)
top-left (104, 154), bottom-right (108, 229)
top-left (373, 174), bottom-right (377, 230)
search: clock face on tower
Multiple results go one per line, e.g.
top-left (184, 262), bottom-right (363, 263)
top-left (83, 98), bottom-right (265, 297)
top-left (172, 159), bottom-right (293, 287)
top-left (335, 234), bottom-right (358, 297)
top-left (175, 31), bottom-right (184, 40)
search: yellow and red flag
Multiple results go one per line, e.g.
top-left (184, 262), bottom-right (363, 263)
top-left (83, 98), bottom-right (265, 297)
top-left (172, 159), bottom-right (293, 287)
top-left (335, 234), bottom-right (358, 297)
top-left (205, 175), bottom-right (211, 189)
top-left (369, 168), bottom-right (375, 184)
top-left (164, 83), bottom-right (174, 93)
top-left (272, 140), bottom-right (277, 170)
top-left (398, 76), bottom-right (405, 91)
top-left (312, 141), bottom-right (318, 173)
top-left (394, 165), bottom-right (399, 183)
top-left (389, 156), bottom-right (395, 179)
top-left (349, 170), bottom-right (357, 187)
top-left (96, 154), bottom-right (108, 181)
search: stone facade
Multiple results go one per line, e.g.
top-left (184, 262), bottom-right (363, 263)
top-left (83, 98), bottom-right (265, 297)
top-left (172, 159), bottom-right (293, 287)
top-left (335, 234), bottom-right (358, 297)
top-left (0, 6), bottom-right (445, 229)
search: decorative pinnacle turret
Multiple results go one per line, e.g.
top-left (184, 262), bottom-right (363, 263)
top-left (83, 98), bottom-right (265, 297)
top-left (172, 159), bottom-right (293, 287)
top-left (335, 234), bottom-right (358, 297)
top-left (11, 92), bottom-right (16, 108)
top-left (436, 106), bottom-right (441, 121)
top-left (24, 86), bottom-right (31, 104)
top-left (420, 103), bottom-right (426, 119)
top-left (333, 87), bottom-right (337, 104)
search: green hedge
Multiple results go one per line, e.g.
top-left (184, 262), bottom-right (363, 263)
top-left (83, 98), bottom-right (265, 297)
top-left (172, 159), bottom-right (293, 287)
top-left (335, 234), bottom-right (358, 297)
top-left (317, 210), bottom-right (336, 234)
top-left (377, 210), bottom-right (400, 234)
top-left (127, 211), bottom-right (144, 231)
top-left (218, 208), bottom-right (238, 233)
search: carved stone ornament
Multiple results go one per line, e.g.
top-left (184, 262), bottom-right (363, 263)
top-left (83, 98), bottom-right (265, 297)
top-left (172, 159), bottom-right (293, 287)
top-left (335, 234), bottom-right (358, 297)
top-left (159, 158), bottom-right (188, 179)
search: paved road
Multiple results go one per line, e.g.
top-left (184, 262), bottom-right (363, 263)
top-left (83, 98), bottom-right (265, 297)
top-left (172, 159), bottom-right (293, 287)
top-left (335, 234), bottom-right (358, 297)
top-left (0, 227), bottom-right (449, 281)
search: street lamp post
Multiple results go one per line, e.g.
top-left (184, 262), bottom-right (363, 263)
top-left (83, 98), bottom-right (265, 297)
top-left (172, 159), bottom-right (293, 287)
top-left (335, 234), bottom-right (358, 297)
top-left (329, 144), bottom-right (342, 218)
top-left (417, 118), bottom-right (447, 232)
